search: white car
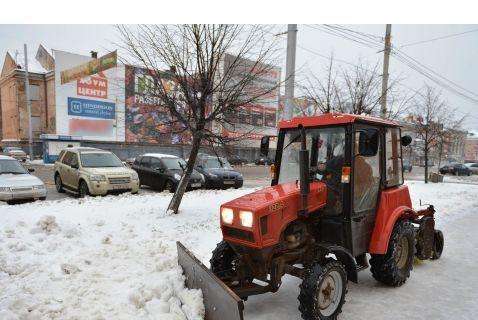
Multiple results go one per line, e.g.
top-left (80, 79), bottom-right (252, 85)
top-left (465, 163), bottom-right (478, 174)
top-left (0, 155), bottom-right (46, 204)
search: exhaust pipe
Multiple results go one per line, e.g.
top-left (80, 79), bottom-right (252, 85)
top-left (299, 125), bottom-right (309, 216)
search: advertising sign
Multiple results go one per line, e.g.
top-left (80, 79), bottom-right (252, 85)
top-left (35, 44), bottom-right (55, 71)
top-left (61, 50), bottom-right (117, 84)
top-left (77, 74), bottom-right (108, 99)
top-left (69, 119), bottom-right (113, 137)
top-left (67, 97), bottom-right (115, 120)
top-left (124, 65), bottom-right (190, 144)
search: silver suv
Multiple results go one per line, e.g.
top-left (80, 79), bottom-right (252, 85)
top-left (54, 147), bottom-right (139, 197)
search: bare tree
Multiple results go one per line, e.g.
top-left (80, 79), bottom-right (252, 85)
top-left (412, 86), bottom-right (452, 183)
top-left (117, 24), bottom-right (280, 214)
top-left (303, 58), bottom-right (407, 118)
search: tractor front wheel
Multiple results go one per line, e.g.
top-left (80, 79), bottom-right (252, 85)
top-left (298, 260), bottom-right (347, 320)
top-left (210, 241), bottom-right (240, 281)
top-left (370, 220), bottom-right (416, 287)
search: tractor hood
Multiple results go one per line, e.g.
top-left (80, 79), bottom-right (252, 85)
top-left (222, 181), bottom-right (327, 213)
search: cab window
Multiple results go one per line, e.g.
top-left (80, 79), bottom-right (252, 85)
top-left (62, 151), bottom-right (74, 166)
top-left (385, 128), bottom-right (403, 187)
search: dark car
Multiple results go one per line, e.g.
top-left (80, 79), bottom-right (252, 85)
top-left (254, 156), bottom-right (274, 165)
top-left (439, 163), bottom-right (471, 176)
top-left (402, 160), bottom-right (412, 173)
top-left (132, 153), bottom-right (204, 192)
top-left (193, 154), bottom-right (243, 189)
top-left (227, 155), bottom-right (248, 166)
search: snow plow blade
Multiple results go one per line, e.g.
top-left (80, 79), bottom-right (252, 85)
top-left (177, 242), bottom-right (244, 320)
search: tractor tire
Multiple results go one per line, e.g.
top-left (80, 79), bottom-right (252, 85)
top-left (298, 260), bottom-right (347, 320)
top-left (210, 241), bottom-right (240, 280)
top-left (370, 220), bottom-right (416, 287)
top-left (431, 230), bottom-right (444, 260)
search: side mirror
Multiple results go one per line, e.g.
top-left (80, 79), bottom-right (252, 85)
top-left (358, 129), bottom-right (379, 157)
top-left (28, 168), bottom-right (35, 172)
top-left (260, 136), bottom-right (270, 157)
top-left (401, 135), bottom-right (412, 147)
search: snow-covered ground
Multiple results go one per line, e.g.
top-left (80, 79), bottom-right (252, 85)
top-left (1, 182), bottom-right (477, 319)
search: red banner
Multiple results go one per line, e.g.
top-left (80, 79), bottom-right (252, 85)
top-left (77, 75), bottom-right (108, 99)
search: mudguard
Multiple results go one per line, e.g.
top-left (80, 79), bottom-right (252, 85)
top-left (177, 242), bottom-right (244, 320)
top-left (317, 243), bottom-right (358, 283)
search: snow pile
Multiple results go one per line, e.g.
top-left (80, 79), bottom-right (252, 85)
top-left (1, 182), bottom-right (478, 319)
top-left (0, 189), bottom-right (251, 319)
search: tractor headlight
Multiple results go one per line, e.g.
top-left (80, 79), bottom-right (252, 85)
top-left (239, 211), bottom-right (253, 228)
top-left (221, 207), bottom-right (234, 224)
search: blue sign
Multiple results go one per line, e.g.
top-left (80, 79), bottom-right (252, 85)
top-left (67, 97), bottom-right (115, 120)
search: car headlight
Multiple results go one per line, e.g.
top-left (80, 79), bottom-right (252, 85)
top-left (0, 187), bottom-right (11, 192)
top-left (174, 173), bottom-right (181, 181)
top-left (221, 207), bottom-right (234, 224)
top-left (208, 173), bottom-right (218, 178)
top-left (33, 184), bottom-right (45, 190)
top-left (90, 174), bottom-right (106, 182)
top-left (239, 211), bottom-right (253, 228)
top-left (131, 172), bottom-right (139, 180)
top-left (199, 173), bottom-right (205, 183)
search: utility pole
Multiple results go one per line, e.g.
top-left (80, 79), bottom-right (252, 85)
top-left (380, 24), bottom-right (392, 119)
top-left (23, 44), bottom-right (33, 160)
top-left (284, 24), bottom-right (297, 121)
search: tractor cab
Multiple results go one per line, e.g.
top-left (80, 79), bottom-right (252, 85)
top-left (177, 113), bottom-right (443, 320)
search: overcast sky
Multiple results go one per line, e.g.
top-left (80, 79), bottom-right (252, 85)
top-left (1, 24), bottom-right (477, 132)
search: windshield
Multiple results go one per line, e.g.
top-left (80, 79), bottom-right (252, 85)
top-left (162, 158), bottom-right (186, 170)
top-left (204, 157), bottom-right (232, 169)
top-left (0, 159), bottom-right (27, 174)
top-left (80, 153), bottom-right (123, 168)
top-left (278, 127), bottom-right (346, 184)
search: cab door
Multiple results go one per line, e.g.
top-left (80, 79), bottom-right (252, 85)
top-left (350, 125), bottom-right (382, 256)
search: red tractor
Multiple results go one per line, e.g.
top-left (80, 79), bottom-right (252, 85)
top-left (178, 113), bottom-right (444, 320)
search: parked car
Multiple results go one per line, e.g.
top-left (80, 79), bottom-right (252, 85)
top-left (227, 155), bottom-right (248, 166)
top-left (193, 154), bottom-right (243, 189)
top-left (439, 163), bottom-right (471, 176)
top-left (402, 160), bottom-right (412, 173)
top-left (54, 147), bottom-right (140, 197)
top-left (465, 162), bottom-right (478, 174)
top-left (0, 155), bottom-right (46, 204)
top-left (132, 153), bottom-right (204, 192)
top-left (1, 146), bottom-right (29, 162)
top-left (254, 156), bottom-right (274, 165)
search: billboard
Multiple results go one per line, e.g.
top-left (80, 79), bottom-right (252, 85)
top-left (67, 97), bottom-right (115, 119)
top-left (219, 54), bottom-right (280, 147)
top-left (60, 51), bottom-right (117, 84)
top-left (124, 65), bottom-right (191, 144)
top-left (54, 50), bottom-right (124, 141)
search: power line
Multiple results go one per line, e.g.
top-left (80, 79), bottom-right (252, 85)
top-left (400, 28), bottom-right (478, 48)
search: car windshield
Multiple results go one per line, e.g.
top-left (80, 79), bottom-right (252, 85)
top-left (204, 157), bottom-right (232, 169)
top-left (162, 158), bottom-right (186, 170)
top-left (0, 159), bottom-right (27, 174)
top-left (278, 126), bottom-right (346, 184)
top-left (80, 152), bottom-right (123, 167)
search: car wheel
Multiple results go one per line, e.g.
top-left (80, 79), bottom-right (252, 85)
top-left (55, 173), bottom-right (65, 193)
top-left (165, 180), bottom-right (176, 193)
top-left (78, 180), bottom-right (90, 198)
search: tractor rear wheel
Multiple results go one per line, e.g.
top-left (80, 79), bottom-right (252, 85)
top-left (298, 260), bottom-right (347, 320)
top-left (370, 220), bottom-right (416, 287)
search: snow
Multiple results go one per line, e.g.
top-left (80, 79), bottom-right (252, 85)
top-left (1, 182), bottom-right (478, 319)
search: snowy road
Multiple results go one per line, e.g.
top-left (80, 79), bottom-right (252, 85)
top-left (1, 181), bottom-right (477, 319)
